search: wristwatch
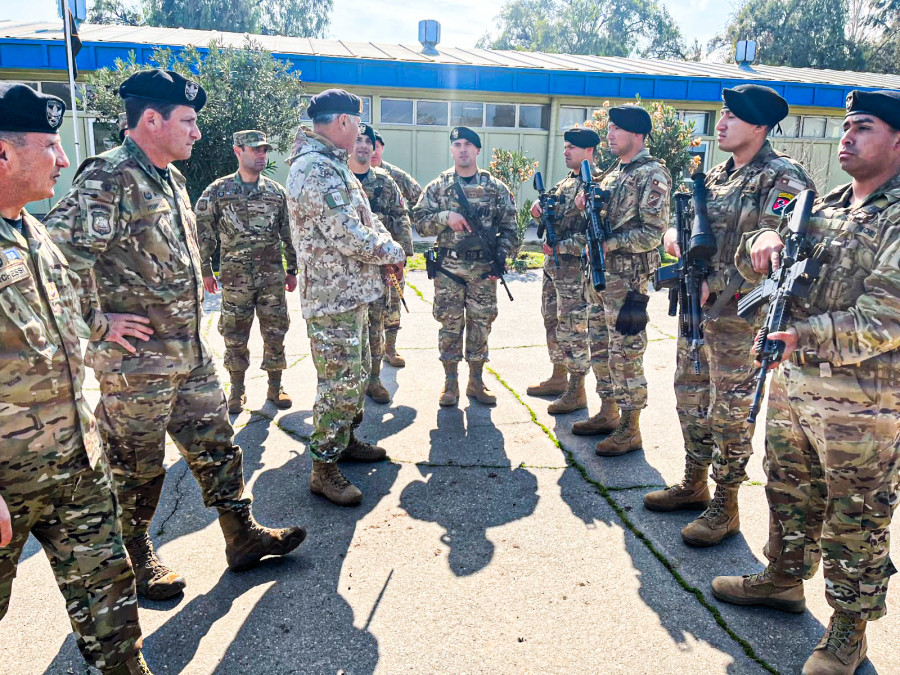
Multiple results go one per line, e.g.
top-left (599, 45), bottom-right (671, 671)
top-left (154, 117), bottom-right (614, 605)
top-left (286, 268), bottom-right (298, 275)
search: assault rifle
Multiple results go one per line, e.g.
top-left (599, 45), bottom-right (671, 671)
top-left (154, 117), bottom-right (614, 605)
top-left (653, 173), bottom-right (717, 374)
top-left (452, 182), bottom-right (514, 301)
top-left (737, 189), bottom-right (820, 424)
top-left (580, 159), bottom-right (612, 291)
top-left (533, 171), bottom-right (562, 268)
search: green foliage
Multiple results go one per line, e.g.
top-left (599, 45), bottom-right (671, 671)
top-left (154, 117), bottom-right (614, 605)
top-left (488, 148), bottom-right (539, 248)
top-left (476, 0), bottom-right (686, 59)
top-left (87, 39), bottom-right (305, 201)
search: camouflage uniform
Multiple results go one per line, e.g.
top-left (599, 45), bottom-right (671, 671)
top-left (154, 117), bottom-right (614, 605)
top-left (286, 127), bottom-right (404, 462)
top-left (381, 160), bottom-right (423, 209)
top-left (413, 168), bottom-right (519, 364)
top-left (588, 149), bottom-right (671, 410)
top-left (735, 175), bottom-right (900, 620)
top-left (0, 213), bottom-right (141, 671)
top-left (676, 141), bottom-right (815, 486)
top-left (44, 137), bottom-right (251, 548)
top-left (196, 171), bottom-right (295, 375)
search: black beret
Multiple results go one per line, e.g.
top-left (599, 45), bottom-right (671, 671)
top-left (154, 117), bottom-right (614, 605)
top-left (722, 84), bottom-right (788, 127)
top-left (119, 69), bottom-right (206, 111)
top-left (608, 105), bottom-right (652, 135)
top-left (0, 83), bottom-right (66, 134)
top-left (359, 123), bottom-right (376, 147)
top-left (563, 127), bottom-right (600, 148)
top-left (450, 126), bottom-right (481, 148)
top-left (307, 89), bottom-right (361, 117)
top-left (845, 89), bottom-right (900, 130)
top-left (374, 131), bottom-right (385, 145)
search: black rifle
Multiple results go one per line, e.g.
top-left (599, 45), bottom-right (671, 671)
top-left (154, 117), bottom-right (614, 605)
top-left (580, 159), bottom-right (612, 291)
top-left (653, 173), bottom-right (717, 374)
top-left (533, 171), bottom-right (562, 268)
top-left (452, 181), bottom-right (514, 302)
top-left (737, 189), bottom-right (820, 424)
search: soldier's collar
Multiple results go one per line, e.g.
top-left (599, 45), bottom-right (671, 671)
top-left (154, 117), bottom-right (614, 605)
top-left (623, 147), bottom-right (651, 166)
top-left (124, 137), bottom-right (174, 194)
top-left (0, 209), bottom-right (29, 246)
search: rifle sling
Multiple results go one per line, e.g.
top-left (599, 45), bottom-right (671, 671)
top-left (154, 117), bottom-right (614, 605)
top-left (706, 272), bottom-right (745, 320)
top-left (435, 248), bottom-right (468, 287)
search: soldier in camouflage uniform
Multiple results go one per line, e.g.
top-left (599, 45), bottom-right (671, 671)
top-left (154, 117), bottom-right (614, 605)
top-left (714, 89), bottom-right (900, 675)
top-left (644, 85), bottom-right (816, 548)
top-left (286, 89), bottom-right (405, 506)
top-left (413, 126), bottom-right (519, 406)
top-left (0, 84), bottom-right (153, 675)
top-left (348, 123), bottom-right (413, 404)
top-left (44, 70), bottom-right (306, 601)
top-left (196, 130), bottom-right (297, 413)
top-left (585, 106), bottom-right (671, 456)
top-left (373, 131), bottom-right (422, 367)
top-left (527, 128), bottom-right (598, 417)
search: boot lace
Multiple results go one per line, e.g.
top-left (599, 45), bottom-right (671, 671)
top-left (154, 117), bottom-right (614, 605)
top-left (324, 464), bottom-right (352, 490)
top-left (824, 613), bottom-right (857, 655)
top-left (130, 535), bottom-right (168, 577)
top-left (744, 565), bottom-right (776, 585)
top-left (666, 460), bottom-right (703, 494)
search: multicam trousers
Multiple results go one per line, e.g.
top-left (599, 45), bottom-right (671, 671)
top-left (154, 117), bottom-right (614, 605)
top-left (433, 258), bottom-right (498, 364)
top-left (219, 271), bottom-right (290, 374)
top-left (541, 256), bottom-right (589, 376)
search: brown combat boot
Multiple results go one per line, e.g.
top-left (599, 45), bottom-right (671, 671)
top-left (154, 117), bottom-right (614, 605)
top-left (228, 370), bottom-right (246, 414)
top-left (366, 377), bottom-right (391, 404)
top-left (572, 398), bottom-right (620, 436)
top-left (682, 484), bottom-right (740, 547)
top-left (384, 328), bottom-right (406, 368)
top-left (644, 457), bottom-right (711, 511)
top-left (125, 533), bottom-right (186, 601)
top-left (802, 611), bottom-right (868, 675)
top-left (440, 363), bottom-right (459, 407)
top-left (218, 505), bottom-right (306, 572)
top-left (711, 564), bottom-right (806, 613)
top-left (340, 432), bottom-right (387, 462)
top-left (309, 460), bottom-right (363, 506)
top-left (266, 371), bottom-right (292, 409)
top-left (102, 651), bottom-right (153, 675)
top-left (595, 408), bottom-right (642, 456)
top-left (526, 363), bottom-right (567, 397)
top-left (466, 362), bottom-right (497, 405)
top-left (547, 373), bottom-right (587, 414)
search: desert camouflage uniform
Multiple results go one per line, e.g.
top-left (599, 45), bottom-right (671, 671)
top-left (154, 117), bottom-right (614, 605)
top-left (413, 168), bottom-right (519, 364)
top-left (675, 140), bottom-right (815, 486)
top-left (357, 167), bottom-right (413, 368)
top-left (0, 212), bottom-right (141, 671)
top-left (587, 149), bottom-right (670, 410)
top-left (736, 174), bottom-right (900, 620)
top-left (287, 128), bottom-right (404, 462)
top-left (196, 172), bottom-right (295, 375)
top-left (44, 137), bottom-right (251, 548)
top-left (540, 171), bottom-right (591, 377)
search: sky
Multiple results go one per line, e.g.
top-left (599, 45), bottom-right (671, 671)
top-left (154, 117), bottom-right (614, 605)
top-left (4, 0), bottom-right (737, 54)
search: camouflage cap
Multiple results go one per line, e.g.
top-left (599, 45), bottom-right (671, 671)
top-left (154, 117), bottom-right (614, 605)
top-left (233, 129), bottom-right (272, 149)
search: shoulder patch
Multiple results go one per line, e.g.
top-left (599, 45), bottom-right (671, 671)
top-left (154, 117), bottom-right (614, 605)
top-left (770, 191), bottom-right (795, 216)
top-left (196, 198), bottom-right (209, 212)
top-left (325, 189), bottom-right (351, 209)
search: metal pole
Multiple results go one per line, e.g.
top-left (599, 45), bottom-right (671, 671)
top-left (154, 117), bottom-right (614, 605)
top-left (61, 0), bottom-right (82, 164)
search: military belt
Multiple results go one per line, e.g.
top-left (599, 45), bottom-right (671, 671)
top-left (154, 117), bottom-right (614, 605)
top-left (790, 349), bottom-right (829, 367)
top-left (439, 247), bottom-right (487, 262)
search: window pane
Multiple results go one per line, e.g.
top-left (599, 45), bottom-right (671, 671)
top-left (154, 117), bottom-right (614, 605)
top-left (558, 107), bottom-right (588, 131)
top-left (683, 112), bottom-right (709, 136)
top-left (689, 142), bottom-right (708, 174)
top-left (450, 101), bottom-right (483, 127)
top-left (519, 104), bottom-right (549, 129)
top-left (416, 100), bottom-right (448, 126)
top-left (381, 99), bottom-right (414, 125)
top-left (41, 81), bottom-right (72, 103)
top-left (360, 97), bottom-right (372, 124)
top-left (485, 103), bottom-right (516, 127)
top-left (801, 117), bottom-right (826, 138)
top-left (92, 120), bottom-right (119, 153)
top-left (825, 117), bottom-right (843, 139)
top-left (773, 115), bottom-right (800, 137)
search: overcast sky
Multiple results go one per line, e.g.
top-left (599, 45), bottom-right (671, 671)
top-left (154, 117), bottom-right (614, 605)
top-left (6, 0), bottom-right (737, 53)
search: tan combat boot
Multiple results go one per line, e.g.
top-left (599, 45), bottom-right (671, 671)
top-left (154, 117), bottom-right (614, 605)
top-left (266, 370), bottom-right (292, 409)
top-left (466, 361), bottom-right (497, 405)
top-left (802, 611), bottom-right (868, 675)
top-left (340, 432), bottom-right (387, 462)
top-left (125, 533), bottom-right (186, 600)
top-left (572, 398), bottom-right (620, 436)
top-left (711, 564), bottom-right (806, 613)
top-left (366, 360), bottom-right (391, 404)
top-left (644, 457), bottom-right (711, 511)
top-left (547, 373), bottom-right (587, 414)
top-left (228, 370), bottom-right (246, 414)
top-left (440, 363), bottom-right (459, 407)
top-left (682, 484), bottom-right (740, 547)
top-left (384, 328), bottom-right (406, 368)
top-left (218, 505), bottom-right (306, 572)
top-left (526, 363), bottom-right (567, 397)
top-left (102, 651), bottom-right (154, 675)
top-left (309, 460), bottom-right (363, 506)
top-left (595, 408), bottom-right (642, 456)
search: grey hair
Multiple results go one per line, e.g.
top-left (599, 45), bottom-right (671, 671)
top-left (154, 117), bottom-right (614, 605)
top-left (312, 112), bottom-right (340, 126)
top-left (0, 131), bottom-right (27, 147)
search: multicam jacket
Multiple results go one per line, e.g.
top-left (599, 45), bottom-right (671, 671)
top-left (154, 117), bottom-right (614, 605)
top-left (545, 171), bottom-right (589, 258)
top-left (381, 160), bottom-right (423, 208)
top-left (286, 127), bottom-right (405, 320)
top-left (357, 167), bottom-right (414, 255)
top-left (195, 172), bottom-right (297, 285)
top-left (0, 212), bottom-right (102, 470)
top-left (412, 167), bottom-right (519, 257)
top-left (737, 173), bottom-right (900, 368)
top-left (44, 137), bottom-right (210, 375)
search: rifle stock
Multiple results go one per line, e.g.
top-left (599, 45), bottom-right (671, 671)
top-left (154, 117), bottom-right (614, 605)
top-left (533, 171), bottom-right (561, 268)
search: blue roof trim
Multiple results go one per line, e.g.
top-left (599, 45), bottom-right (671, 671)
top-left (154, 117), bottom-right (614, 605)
top-left (0, 36), bottom-right (865, 108)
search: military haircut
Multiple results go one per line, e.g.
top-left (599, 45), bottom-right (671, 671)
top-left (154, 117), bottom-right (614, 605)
top-left (312, 112), bottom-right (341, 126)
top-left (124, 96), bottom-right (178, 129)
top-left (0, 130), bottom-right (27, 147)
